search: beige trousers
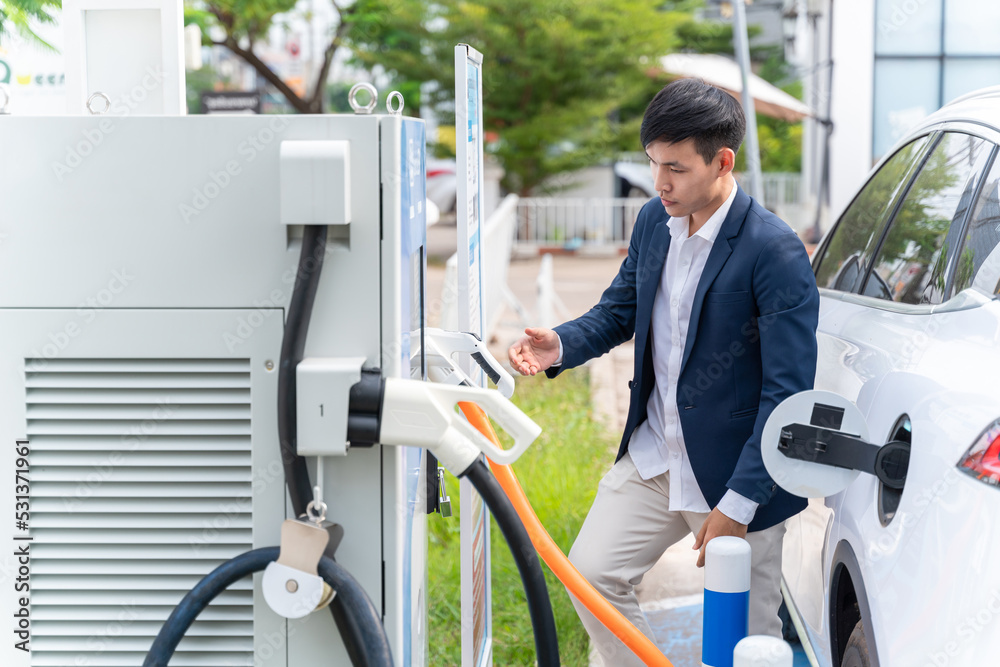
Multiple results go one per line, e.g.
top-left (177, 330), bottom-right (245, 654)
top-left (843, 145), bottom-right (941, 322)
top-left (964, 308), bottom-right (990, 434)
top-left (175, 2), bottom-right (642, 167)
top-left (567, 451), bottom-right (786, 667)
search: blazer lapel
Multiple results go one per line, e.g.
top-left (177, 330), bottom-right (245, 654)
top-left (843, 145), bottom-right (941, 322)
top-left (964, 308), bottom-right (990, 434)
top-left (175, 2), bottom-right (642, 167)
top-left (635, 220), bottom-right (670, 351)
top-left (679, 186), bottom-right (752, 374)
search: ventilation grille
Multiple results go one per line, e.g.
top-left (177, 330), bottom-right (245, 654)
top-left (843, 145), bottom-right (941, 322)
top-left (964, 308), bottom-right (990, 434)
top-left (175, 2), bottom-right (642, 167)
top-left (25, 359), bottom-right (254, 667)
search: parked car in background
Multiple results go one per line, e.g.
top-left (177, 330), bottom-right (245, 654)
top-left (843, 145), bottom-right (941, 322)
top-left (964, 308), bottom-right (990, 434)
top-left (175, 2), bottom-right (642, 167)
top-left (614, 160), bottom-right (656, 198)
top-left (781, 86), bottom-right (1000, 667)
top-left (427, 158), bottom-right (458, 214)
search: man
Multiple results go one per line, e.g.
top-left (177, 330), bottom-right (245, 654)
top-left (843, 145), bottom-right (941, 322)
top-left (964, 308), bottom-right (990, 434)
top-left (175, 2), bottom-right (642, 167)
top-left (508, 78), bottom-right (819, 664)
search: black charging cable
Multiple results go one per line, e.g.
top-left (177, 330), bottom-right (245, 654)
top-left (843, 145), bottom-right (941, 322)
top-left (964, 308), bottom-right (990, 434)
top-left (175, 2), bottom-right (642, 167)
top-left (142, 547), bottom-right (392, 667)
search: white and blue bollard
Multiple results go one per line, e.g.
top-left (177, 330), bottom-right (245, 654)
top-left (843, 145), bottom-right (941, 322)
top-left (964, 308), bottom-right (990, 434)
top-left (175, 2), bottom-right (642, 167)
top-left (734, 635), bottom-right (794, 666)
top-left (702, 536), bottom-right (751, 667)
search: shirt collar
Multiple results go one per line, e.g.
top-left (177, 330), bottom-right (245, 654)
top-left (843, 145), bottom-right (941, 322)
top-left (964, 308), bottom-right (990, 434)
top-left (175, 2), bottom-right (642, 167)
top-left (666, 177), bottom-right (738, 243)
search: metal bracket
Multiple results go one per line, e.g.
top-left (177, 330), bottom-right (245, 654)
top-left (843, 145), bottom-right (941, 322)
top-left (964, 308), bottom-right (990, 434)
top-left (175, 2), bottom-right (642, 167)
top-left (296, 357), bottom-right (366, 456)
top-left (778, 423), bottom-right (910, 489)
top-left (262, 519), bottom-right (335, 619)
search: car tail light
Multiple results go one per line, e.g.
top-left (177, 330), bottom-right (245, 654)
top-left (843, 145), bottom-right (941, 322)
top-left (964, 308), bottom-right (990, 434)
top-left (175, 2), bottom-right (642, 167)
top-left (958, 421), bottom-right (1000, 487)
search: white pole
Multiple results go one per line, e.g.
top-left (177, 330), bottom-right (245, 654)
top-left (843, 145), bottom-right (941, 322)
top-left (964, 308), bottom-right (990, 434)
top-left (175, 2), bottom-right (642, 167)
top-left (702, 536), bottom-right (752, 667)
top-left (536, 253), bottom-right (557, 329)
top-left (734, 636), bottom-right (794, 666)
top-left (732, 0), bottom-right (765, 203)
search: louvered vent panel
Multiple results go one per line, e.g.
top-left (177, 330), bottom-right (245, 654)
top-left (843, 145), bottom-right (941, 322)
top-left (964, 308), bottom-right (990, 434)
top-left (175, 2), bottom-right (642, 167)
top-left (25, 359), bottom-right (255, 667)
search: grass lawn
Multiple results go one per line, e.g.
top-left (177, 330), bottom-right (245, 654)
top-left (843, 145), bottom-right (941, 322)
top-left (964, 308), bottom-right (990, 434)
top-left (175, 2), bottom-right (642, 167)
top-left (427, 367), bottom-right (618, 666)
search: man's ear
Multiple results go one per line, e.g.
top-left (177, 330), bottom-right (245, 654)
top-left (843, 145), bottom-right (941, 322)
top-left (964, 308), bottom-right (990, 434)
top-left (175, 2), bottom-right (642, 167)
top-left (717, 148), bottom-right (736, 176)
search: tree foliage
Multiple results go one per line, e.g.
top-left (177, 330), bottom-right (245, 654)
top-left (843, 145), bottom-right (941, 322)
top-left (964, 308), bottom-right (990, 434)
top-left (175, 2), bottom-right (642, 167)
top-left (347, 0), bottom-right (690, 195)
top-left (186, 0), bottom-right (373, 114)
top-left (0, 0), bottom-right (60, 49)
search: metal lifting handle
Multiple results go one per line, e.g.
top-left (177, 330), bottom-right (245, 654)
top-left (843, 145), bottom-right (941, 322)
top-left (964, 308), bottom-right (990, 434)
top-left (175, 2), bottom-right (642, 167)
top-left (419, 328), bottom-right (516, 398)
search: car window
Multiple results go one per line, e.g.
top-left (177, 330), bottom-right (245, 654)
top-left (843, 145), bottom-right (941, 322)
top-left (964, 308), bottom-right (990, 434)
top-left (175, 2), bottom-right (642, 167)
top-left (864, 132), bottom-right (992, 305)
top-left (815, 134), bottom-right (935, 293)
top-left (951, 153), bottom-right (1000, 297)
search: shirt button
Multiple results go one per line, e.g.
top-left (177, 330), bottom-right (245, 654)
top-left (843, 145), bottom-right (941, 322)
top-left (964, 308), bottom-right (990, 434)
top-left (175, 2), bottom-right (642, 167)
top-left (672, 452), bottom-right (680, 459)
top-left (671, 299), bottom-right (678, 307)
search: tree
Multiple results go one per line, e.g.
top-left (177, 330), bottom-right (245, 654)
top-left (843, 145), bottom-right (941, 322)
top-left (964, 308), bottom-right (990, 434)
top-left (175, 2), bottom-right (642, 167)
top-left (0, 0), bottom-right (60, 48)
top-left (347, 0), bottom-right (689, 195)
top-left (185, 0), bottom-right (373, 114)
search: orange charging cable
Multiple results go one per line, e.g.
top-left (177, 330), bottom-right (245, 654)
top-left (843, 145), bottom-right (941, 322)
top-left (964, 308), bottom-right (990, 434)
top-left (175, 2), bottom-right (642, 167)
top-left (458, 401), bottom-right (674, 667)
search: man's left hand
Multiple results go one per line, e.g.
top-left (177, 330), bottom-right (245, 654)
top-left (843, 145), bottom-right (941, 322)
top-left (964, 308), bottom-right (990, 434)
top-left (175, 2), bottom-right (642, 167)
top-left (692, 507), bottom-right (749, 568)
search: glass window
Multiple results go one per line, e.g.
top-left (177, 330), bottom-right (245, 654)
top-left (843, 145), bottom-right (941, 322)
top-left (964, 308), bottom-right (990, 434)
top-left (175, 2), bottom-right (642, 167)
top-left (815, 135), bottom-right (935, 293)
top-left (876, 0), bottom-right (943, 56)
top-left (944, 59), bottom-right (1000, 104)
top-left (866, 133), bottom-right (991, 305)
top-left (873, 59), bottom-right (941, 158)
top-left (945, 0), bottom-right (1000, 55)
top-left (952, 154), bottom-right (1000, 296)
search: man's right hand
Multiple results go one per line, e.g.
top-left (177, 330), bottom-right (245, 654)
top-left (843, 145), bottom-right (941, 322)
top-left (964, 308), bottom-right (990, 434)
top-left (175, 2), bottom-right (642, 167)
top-left (508, 327), bottom-right (561, 376)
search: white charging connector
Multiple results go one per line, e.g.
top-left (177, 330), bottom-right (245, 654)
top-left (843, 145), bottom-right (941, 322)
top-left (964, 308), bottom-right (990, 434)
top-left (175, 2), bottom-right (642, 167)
top-left (413, 328), bottom-right (515, 398)
top-left (379, 379), bottom-right (540, 476)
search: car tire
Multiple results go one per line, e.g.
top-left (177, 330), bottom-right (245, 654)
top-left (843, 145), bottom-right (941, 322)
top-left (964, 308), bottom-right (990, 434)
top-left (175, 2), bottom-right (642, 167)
top-left (841, 620), bottom-right (871, 667)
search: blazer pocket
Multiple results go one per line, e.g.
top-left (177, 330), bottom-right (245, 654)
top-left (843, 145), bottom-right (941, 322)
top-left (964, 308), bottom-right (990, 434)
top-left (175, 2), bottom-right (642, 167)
top-left (705, 290), bottom-right (749, 304)
top-left (730, 406), bottom-right (759, 419)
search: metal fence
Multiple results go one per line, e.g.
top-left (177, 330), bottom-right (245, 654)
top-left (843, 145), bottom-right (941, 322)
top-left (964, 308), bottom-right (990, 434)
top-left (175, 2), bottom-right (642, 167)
top-left (514, 173), bottom-right (809, 247)
top-left (515, 197), bottom-right (650, 248)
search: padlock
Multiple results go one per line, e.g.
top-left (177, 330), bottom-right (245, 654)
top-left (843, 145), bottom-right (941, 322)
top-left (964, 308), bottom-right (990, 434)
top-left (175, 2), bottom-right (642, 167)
top-left (438, 467), bottom-right (453, 518)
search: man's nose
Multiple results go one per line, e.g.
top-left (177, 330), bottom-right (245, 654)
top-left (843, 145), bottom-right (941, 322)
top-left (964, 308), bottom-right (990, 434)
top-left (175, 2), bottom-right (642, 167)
top-left (654, 168), bottom-right (671, 194)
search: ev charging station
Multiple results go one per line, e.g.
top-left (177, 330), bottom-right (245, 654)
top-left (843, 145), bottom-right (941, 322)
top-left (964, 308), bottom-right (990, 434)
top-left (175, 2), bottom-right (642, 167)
top-left (0, 103), bottom-right (440, 665)
top-left (0, 4), bottom-right (498, 661)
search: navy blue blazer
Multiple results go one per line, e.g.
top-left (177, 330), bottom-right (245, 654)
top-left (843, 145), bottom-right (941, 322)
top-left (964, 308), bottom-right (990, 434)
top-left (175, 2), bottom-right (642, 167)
top-left (547, 186), bottom-right (819, 532)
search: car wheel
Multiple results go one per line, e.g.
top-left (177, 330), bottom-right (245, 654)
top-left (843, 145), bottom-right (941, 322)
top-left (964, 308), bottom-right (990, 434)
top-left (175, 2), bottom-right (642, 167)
top-left (841, 620), bottom-right (871, 667)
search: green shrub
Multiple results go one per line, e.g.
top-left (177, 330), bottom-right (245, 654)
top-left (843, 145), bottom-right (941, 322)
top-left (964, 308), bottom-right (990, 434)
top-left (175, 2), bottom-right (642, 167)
top-left (428, 368), bottom-right (617, 666)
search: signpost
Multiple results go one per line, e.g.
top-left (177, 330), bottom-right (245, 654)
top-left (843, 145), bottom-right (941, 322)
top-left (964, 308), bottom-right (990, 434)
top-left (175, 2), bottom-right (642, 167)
top-left (455, 43), bottom-right (492, 667)
top-left (201, 91), bottom-right (262, 115)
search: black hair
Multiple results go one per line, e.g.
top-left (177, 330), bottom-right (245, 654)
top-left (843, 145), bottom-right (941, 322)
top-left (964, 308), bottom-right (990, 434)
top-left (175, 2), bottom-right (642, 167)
top-left (640, 78), bottom-right (746, 164)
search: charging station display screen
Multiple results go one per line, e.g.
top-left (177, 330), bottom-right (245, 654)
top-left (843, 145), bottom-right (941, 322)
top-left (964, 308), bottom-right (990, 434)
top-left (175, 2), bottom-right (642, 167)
top-left (400, 116), bottom-right (428, 667)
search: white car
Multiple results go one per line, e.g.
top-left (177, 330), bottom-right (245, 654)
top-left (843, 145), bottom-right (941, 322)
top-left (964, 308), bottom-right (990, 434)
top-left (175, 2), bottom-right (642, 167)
top-left (427, 158), bottom-right (458, 214)
top-left (780, 87), bottom-right (1000, 666)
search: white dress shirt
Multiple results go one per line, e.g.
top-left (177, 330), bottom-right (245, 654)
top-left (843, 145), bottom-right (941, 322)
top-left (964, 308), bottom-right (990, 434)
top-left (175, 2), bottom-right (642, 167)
top-left (554, 178), bottom-right (758, 525)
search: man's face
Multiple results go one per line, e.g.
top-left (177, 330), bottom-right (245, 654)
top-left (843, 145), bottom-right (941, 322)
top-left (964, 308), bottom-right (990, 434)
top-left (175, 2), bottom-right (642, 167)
top-left (645, 138), bottom-right (732, 221)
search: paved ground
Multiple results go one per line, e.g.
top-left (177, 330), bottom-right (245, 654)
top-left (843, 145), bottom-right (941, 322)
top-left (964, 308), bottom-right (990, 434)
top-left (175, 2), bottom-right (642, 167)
top-left (425, 223), bottom-right (813, 666)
